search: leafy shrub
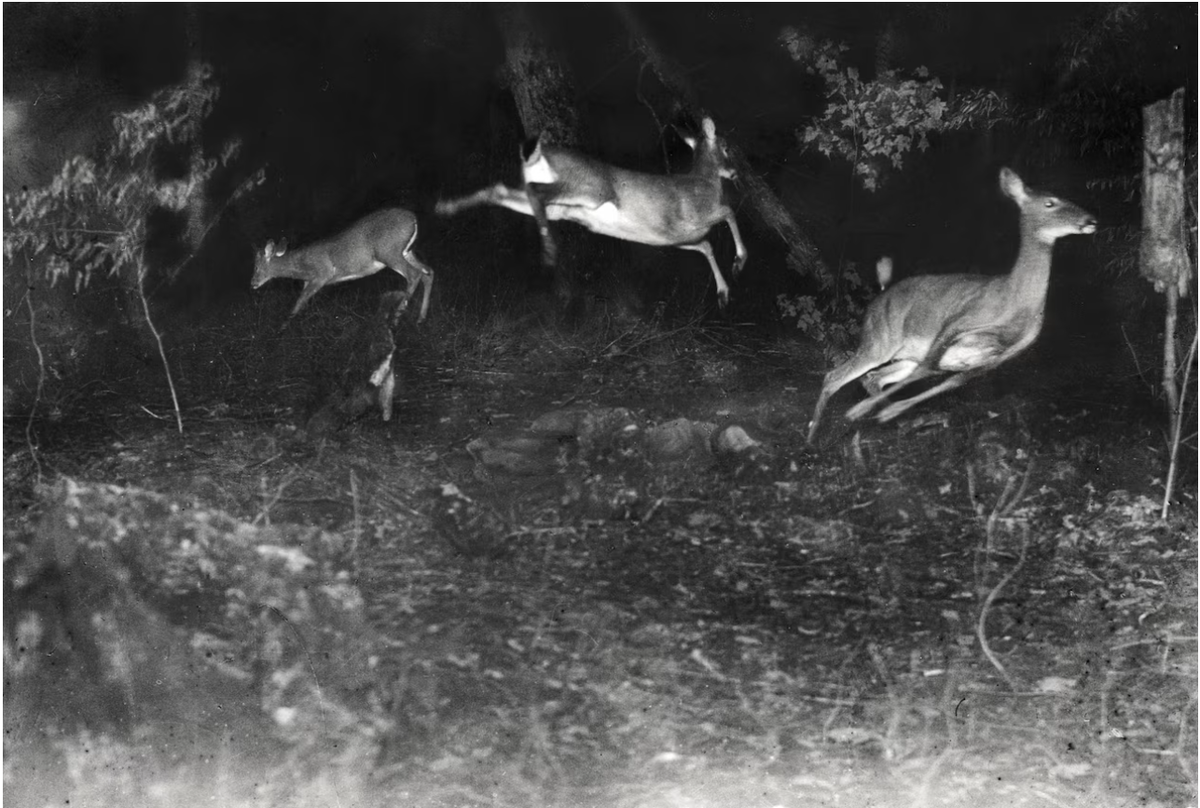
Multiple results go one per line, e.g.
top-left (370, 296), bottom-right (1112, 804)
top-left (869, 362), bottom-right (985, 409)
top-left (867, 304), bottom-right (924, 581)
top-left (776, 291), bottom-right (862, 364)
top-left (3, 64), bottom-right (251, 293)
top-left (3, 65), bottom-right (262, 428)
top-left (780, 29), bottom-right (1004, 192)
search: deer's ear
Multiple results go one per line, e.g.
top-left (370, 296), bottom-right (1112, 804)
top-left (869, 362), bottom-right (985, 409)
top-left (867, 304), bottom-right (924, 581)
top-left (702, 117), bottom-right (716, 141)
top-left (275, 238), bottom-right (289, 256)
top-left (998, 167), bottom-right (1028, 204)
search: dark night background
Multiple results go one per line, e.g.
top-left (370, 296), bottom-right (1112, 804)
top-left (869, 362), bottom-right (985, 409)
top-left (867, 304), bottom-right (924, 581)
top-left (3, 7), bottom-right (1198, 808)
top-left (4, 3), bottom-right (1194, 326)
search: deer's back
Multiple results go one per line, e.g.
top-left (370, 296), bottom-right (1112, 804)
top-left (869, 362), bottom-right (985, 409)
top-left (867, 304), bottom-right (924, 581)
top-left (557, 158), bottom-right (726, 244)
top-left (314, 208), bottom-right (413, 265)
top-left (865, 272), bottom-right (1042, 347)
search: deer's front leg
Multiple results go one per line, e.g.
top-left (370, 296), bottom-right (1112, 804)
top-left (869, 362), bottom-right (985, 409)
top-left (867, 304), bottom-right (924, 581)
top-left (676, 240), bottom-right (730, 309)
top-left (724, 212), bottom-right (747, 276)
top-left (288, 256), bottom-right (339, 319)
top-left (525, 182), bottom-right (559, 266)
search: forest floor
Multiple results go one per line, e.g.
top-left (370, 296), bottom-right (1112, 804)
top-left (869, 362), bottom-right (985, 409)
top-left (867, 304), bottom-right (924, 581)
top-left (4, 297), bottom-right (1196, 808)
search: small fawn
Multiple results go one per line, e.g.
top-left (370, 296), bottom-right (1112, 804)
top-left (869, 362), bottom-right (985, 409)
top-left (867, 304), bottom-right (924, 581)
top-left (807, 168), bottom-right (1097, 444)
top-left (436, 117), bottom-right (747, 308)
top-left (252, 207), bottom-right (435, 322)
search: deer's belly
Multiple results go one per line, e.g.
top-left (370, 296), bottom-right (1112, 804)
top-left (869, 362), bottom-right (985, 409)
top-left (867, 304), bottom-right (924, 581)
top-left (556, 201), bottom-right (697, 246)
top-left (329, 260), bottom-right (386, 285)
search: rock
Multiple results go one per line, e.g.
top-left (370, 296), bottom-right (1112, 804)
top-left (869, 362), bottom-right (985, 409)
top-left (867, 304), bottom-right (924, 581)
top-left (712, 423), bottom-right (763, 457)
top-left (644, 418), bottom-right (715, 463)
top-left (466, 430), bottom-right (575, 475)
top-left (530, 407), bottom-right (639, 448)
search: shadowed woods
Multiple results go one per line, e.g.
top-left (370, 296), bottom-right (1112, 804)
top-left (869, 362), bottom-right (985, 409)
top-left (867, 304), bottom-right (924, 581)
top-left (3, 5), bottom-right (1195, 808)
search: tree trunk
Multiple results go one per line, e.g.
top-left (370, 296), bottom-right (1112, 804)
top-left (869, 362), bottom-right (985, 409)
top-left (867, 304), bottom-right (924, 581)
top-left (492, 4), bottom-right (583, 308)
top-left (874, 18), bottom-right (898, 77)
top-left (1140, 87), bottom-right (1195, 517)
top-left (1140, 88), bottom-right (1190, 300)
top-left (1141, 88), bottom-right (1190, 416)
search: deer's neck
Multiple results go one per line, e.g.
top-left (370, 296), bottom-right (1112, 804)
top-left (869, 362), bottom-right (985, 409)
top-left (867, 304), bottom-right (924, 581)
top-left (689, 150), bottom-right (721, 182)
top-left (1005, 227), bottom-right (1056, 311)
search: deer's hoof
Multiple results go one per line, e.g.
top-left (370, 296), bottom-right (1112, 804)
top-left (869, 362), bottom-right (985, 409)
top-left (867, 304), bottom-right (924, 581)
top-left (876, 402), bottom-right (907, 423)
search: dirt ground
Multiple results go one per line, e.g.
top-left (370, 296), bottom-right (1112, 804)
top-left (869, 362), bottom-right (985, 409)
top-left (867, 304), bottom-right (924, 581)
top-left (3, 301), bottom-right (1196, 808)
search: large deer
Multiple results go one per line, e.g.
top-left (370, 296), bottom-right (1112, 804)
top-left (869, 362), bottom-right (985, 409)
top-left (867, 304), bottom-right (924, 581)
top-left (807, 168), bottom-right (1097, 445)
top-left (252, 207), bottom-right (435, 323)
top-left (436, 117), bottom-right (747, 308)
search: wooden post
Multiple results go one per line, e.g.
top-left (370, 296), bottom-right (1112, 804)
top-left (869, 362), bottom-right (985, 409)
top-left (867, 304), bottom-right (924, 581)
top-left (1140, 87), bottom-right (1194, 518)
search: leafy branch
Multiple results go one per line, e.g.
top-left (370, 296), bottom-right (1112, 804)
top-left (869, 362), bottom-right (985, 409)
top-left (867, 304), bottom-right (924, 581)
top-left (4, 64), bottom-right (261, 432)
top-left (780, 30), bottom-right (1004, 191)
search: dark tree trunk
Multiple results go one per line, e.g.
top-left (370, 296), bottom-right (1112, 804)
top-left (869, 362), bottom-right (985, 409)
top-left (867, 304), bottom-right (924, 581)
top-left (1140, 88), bottom-right (1190, 301)
top-left (1140, 87), bottom-right (1195, 517)
top-left (874, 17), bottom-right (898, 77)
top-left (492, 4), bottom-right (584, 309)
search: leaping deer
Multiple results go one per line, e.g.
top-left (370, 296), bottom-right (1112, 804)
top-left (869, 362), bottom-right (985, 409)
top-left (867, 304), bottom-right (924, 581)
top-left (252, 207), bottom-right (435, 324)
top-left (436, 117), bottom-right (747, 308)
top-left (807, 167), bottom-right (1097, 445)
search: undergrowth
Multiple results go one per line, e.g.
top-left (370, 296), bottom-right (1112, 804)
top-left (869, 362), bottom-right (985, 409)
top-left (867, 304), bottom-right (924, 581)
top-left (4, 308), bottom-right (1195, 808)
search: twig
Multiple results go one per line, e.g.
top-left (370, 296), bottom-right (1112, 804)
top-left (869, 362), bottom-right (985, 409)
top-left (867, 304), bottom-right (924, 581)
top-left (965, 462), bottom-right (981, 517)
top-left (350, 469), bottom-right (361, 557)
top-left (977, 522), bottom-right (1029, 692)
top-left (254, 474), bottom-right (295, 526)
top-left (983, 459), bottom-right (1033, 555)
top-left (138, 404), bottom-right (172, 420)
top-left (909, 747), bottom-right (961, 808)
top-left (1162, 326), bottom-right (1197, 518)
top-left (976, 462), bottom-right (1034, 691)
top-left (162, 171), bottom-right (265, 284)
top-left (373, 486), bottom-right (425, 519)
top-left (137, 266), bottom-right (183, 433)
top-left (245, 452), bottom-right (283, 471)
top-left (1094, 666), bottom-right (1128, 803)
top-left (1177, 690), bottom-right (1197, 789)
top-left (597, 324), bottom-right (643, 357)
top-left (822, 645), bottom-right (864, 736)
top-left (940, 662), bottom-right (961, 747)
top-left (639, 496), bottom-right (665, 524)
top-left (22, 271), bottom-right (45, 485)
top-left (1119, 323), bottom-right (1150, 388)
top-left (867, 642), bottom-right (905, 760)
